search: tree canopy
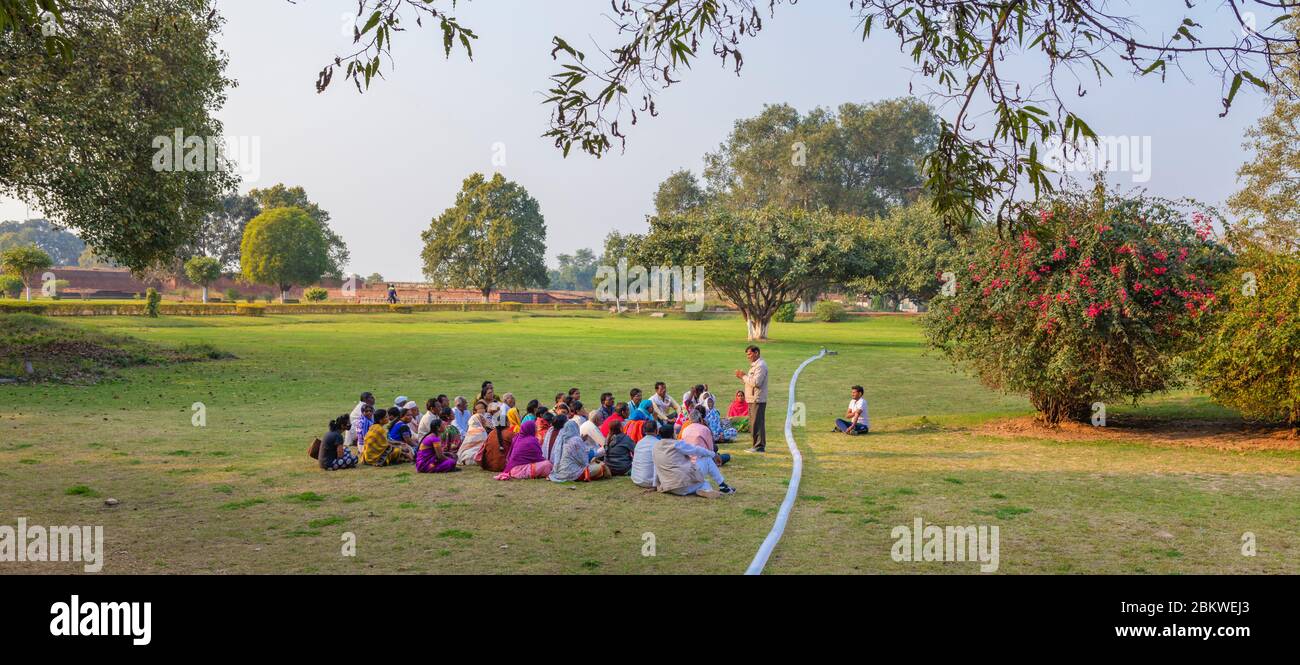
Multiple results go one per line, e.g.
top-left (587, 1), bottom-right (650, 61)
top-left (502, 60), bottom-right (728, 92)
top-left (0, 0), bottom-right (234, 272)
top-left (0, 219), bottom-right (84, 266)
top-left (420, 173), bottom-right (549, 301)
top-left (702, 99), bottom-right (939, 217)
top-left (638, 206), bottom-right (879, 340)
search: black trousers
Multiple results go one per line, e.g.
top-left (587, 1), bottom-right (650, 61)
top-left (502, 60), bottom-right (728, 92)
top-left (751, 401), bottom-right (767, 451)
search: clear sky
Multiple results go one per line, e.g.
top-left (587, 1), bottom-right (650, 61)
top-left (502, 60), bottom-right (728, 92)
top-left (1, 1), bottom-right (1274, 280)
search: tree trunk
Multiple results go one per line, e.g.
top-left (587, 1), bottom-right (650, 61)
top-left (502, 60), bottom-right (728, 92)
top-left (1030, 394), bottom-right (1091, 427)
top-left (745, 315), bottom-right (770, 341)
top-left (280, 288), bottom-right (287, 303)
top-left (201, 285), bottom-right (208, 303)
top-left (482, 288), bottom-right (491, 304)
top-left (24, 285), bottom-right (31, 302)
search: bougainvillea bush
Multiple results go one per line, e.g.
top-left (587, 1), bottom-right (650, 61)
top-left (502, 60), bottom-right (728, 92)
top-left (1195, 246), bottom-right (1300, 431)
top-left (925, 185), bottom-right (1232, 425)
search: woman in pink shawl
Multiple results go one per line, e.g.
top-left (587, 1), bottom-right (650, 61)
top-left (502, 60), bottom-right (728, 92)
top-left (495, 419), bottom-right (552, 480)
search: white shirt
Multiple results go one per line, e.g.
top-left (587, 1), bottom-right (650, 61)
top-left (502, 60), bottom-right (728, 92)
top-left (345, 401), bottom-right (366, 446)
top-left (417, 411), bottom-right (438, 439)
top-left (650, 393), bottom-right (677, 418)
top-left (848, 397), bottom-right (869, 427)
top-left (631, 436), bottom-right (658, 488)
top-left (579, 419), bottom-right (606, 447)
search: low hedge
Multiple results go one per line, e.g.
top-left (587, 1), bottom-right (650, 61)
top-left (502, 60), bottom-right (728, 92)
top-left (0, 299), bottom-right (593, 317)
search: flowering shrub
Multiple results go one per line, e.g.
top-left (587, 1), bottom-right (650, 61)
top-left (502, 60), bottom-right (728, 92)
top-left (924, 186), bottom-right (1231, 424)
top-left (1195, 246), bottom-right (1300, 430)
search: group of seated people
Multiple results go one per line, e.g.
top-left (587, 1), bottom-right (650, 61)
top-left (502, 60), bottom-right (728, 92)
top-left (316, 381), bottom-right (753, 499)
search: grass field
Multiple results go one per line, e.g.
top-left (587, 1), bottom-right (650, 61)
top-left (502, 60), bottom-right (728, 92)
top-left (1, 311), bottom-right (1297, 574)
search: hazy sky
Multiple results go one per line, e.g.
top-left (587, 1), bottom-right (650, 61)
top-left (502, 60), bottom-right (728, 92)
top-left (1, 1), bottom-right (1275, 280)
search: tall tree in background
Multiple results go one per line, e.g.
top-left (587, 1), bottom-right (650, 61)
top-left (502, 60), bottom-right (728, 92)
top-left (548, 248), bottom-right (600, 291)
top-left (190, 193), bottom-right (262, 271)
top-left (420, 173), bottom-right (548, 302)
top-left (1229, 20), bottom-right (1300, 255)
top-left (239, 207), bottom-right (330, 303)
top-left (248, 184), bottom-right (349, 278)
top-left (0, 0), bottom-right (234, 272)
top-left (0, 219), bottom-right (84, 265)
top-left (703, 99), bottom-right (939, 217)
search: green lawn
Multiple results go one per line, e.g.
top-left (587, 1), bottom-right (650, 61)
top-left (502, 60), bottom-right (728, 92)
top-left (1, 311), bottom-right (1297, 574)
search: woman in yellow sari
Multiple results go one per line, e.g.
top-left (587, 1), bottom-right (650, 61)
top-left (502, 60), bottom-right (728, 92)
top-left (505, 392), bottom-right (522, 434)
top-left (362, 410), bottom-right (405, 466)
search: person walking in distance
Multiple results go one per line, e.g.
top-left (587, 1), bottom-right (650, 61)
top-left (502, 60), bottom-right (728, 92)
top-left (735, 344), bottom-right (769, 453)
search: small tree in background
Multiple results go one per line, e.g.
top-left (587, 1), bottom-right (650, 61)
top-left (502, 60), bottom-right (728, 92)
top-left (0, 245), bottom-right (53, 301)
top-left (184, 256), bottom-right (223, 303)
top-left (1196, 246), bottom-right (1300, 432)
top-left (303, 287), bottom-right (329, 302)
top-left (0, 274), bottom-right (23, 298)
top-left (925, 183), bottom-right (1232, 425)
top-left (239, 207), bottom-right (330, 303)
top-left (145, 288), bottom-right (161, 318)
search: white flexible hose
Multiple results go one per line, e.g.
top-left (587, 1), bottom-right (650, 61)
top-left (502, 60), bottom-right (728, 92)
top-left (744, 348), bottom-right (830, 575)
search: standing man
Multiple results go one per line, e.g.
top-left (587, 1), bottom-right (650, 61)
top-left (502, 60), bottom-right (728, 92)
top-left (735, 345), bottom-right (769, 453)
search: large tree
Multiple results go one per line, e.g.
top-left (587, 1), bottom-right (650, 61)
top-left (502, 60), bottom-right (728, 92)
top-left (0, 0), bottom-right (235, 272)
top-left (248, 184), bottom-right (349, 278)
top-left (239, 207), bottom-right (330, 303)
top-left (0, 219), bottom-right (84, 266)
top-left (703, 99), bottom-right (939, 217)
top-left (420, 173), bottom-right (549, 302)
top-left (638, 206), bottom-right (879, 340)
top-left (1228, 20), bottom-right (1300, 255)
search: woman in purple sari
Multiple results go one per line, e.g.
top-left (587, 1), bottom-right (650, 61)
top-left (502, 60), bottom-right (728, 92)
top-left (415, 419), bottom-right (459, 474)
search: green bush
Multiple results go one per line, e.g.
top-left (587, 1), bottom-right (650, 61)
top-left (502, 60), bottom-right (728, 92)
top-left (924, 186), bottom-right (1231, 425)
top-left (145, 288), bottom-right (161, 318)
top-left (0, 275), bottom-right (22, 299)
top-left (303, 287), bottom-right (328, 302)
top-left (774, 302), bottom-right (797, 322)
top-left (236, 304), bottom-right (265, 317)
top-left (1196, 247), bottom-right (1300, 429)
top-left (224, 288), bottom-right (241, 302)
top-left (815, 300), bottom-right (846, 322)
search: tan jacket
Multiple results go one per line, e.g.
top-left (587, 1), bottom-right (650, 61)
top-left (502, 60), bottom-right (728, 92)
top-left (652, 438), bottom-right (706, 496)
top-left (742, 358), bottom-right (769, 403)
